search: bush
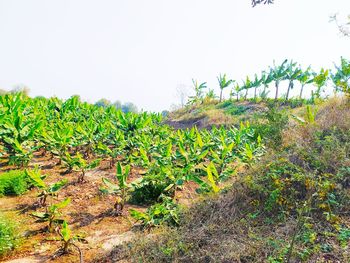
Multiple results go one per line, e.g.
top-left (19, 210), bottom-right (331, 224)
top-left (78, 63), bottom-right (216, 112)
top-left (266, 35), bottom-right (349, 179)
top-left (253, 105), bottom-right (289, 147)
top-left (130, 175), bottom-right (171, 205)
top-left (0, 214), bottom-right (20, 256)
top-left (0, 170), bottom-right (30, 196)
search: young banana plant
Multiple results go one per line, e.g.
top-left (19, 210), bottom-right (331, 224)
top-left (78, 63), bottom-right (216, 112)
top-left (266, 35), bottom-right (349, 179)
top-left (25, 168), bottom-right (68, 206)
top-left (100, 162), bottom-right (131, 215)
top-left (31, 198), bottom-right (71, 232)
top-left (193, 162), bottom-right (221, 194)
top-left (57, 221), bottom-right (86, 263)
top-left (74, 153), bottom-right (101, 183)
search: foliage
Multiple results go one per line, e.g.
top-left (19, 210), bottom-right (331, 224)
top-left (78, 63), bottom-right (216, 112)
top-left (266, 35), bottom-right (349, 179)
top-left (252, 105), bottom-right (289, 147)
top-left (0, 214), bottom-right (20, 257)
top-left (0, 170), bottom-right (30, 196)
top-left (31, 198), bottom-right (71, 232)
top-left (130, 196), bottom-right (180, 228)
top-left (25, 167), bottom-right (67, 206)
top-left (101, 162), bottom-right (131, 215)
top-left (57, 221), bottom-right (86, 262)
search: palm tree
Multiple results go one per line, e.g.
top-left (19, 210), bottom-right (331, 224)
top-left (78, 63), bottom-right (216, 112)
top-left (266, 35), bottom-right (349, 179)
top-left (296, 66), bottom-right (314, 99)
top-left (217, 74), bottom-right (234, 102)
top-left (284, 61), bottom-right (302, 101)
top-left (270, 59), bottom-right (288, 101)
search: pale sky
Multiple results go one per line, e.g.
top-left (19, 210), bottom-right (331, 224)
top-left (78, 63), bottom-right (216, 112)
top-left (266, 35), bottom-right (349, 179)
top-left (0, 0), bottom-right (349, 111)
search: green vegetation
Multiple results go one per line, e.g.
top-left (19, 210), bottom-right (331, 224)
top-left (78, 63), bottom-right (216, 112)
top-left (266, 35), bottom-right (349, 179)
top-left (0, 214), bottom-right (20, 257)
top-left (0, 170), bottom-right (30, 196)
top-left (109, 98), bottom-right (350, 263)
top-left (1, 57), bottom-right (350, 262)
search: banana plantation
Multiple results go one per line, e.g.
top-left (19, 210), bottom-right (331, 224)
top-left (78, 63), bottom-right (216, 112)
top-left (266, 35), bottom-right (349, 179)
top-left (0, 91), bottom-right (264, 261)
top-left (0, 57), bottom-right (349, 262)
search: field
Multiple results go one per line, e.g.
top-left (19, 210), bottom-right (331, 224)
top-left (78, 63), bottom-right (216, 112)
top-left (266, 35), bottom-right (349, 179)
top-left (1, 57), bottom-right (350, 262)
top-left (0, 92), bottom-right (264, 262)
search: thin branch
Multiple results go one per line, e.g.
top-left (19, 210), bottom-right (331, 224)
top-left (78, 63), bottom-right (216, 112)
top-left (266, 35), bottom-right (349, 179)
top-left (252, 0), bottom-right (274, 7)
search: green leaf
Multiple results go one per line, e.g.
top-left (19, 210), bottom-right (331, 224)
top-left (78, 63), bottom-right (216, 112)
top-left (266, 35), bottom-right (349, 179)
top-left (61, 221), bottom-right (71, 242)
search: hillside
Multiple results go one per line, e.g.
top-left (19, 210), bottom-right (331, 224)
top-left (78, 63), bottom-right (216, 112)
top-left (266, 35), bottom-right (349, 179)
top-left (101, 98), bottom-right (350, 262)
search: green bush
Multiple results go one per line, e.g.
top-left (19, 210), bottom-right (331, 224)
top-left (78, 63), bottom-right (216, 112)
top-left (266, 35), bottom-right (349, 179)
top-left (252, 106), bottom-right (289, 147)
top-left (0, 214), bottom-right (20, 256)
top-left (130, 175), bottom-right (171, 205)
top-left (0, 170), bottom-right (30, 196)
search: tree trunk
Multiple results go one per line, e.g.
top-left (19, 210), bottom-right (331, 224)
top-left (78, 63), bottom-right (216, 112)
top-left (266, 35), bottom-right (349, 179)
top-left (219, 89), bottom-right (223, 102)
top-left (299, 84), bottom-right (304, 99)
top-left (254, 87), bottom-right (257, 100)
top-left (236, 93), bottom-right (239, 102)
top-left (286, 81), bottom-right (292, 101)
top-left (244, 88), bottom-right (248, 100)
top-left (274, 81), bottom-right (279, 101)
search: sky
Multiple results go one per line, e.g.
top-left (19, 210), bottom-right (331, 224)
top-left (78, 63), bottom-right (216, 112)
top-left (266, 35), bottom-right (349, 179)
top-left (0, 0), bottom-right (349, 112)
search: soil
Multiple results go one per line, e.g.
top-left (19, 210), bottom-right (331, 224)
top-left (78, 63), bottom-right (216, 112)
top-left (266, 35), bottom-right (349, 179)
top-left (0, 153), bottom-right (210, 263)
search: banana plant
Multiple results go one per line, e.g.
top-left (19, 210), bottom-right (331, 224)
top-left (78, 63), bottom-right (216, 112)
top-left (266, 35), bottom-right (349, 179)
top-left (188, 79), bottom-right (207, 104)
top-left (252, 74), bottom-right (264, 101)
top-left (217, 73), bottom-right (234, 102)
top-left (100, 162), bottom-right (131, 215)
top-left (242, 76), bottom-right (252, 100)
top-left (193, 162), bottom-right (221, 193)
top-left (270, 59), bottom-right (289, 101)
top-left (31, 198), bottom-right (71, 232)
top-left (231, 83), bottom-right (243, 102)
top-left (25, 168), bottom-right (68, 206)
top-left (296, 66), bottom-right (314, 99)
top-left (313, 68), bottom-right (329, 100)
top-left (283, 60), bottom-right (302, 101)
top-left (331, 57), bottom-right (350, 96)
top-left (57, 221), bottom-right (86, 263)
top-left (260, 70), bottom-right (274, 101)
top-left (73, 153), bottom-right (101, 183)
top-left (0, 92), bottom-right (43, 166)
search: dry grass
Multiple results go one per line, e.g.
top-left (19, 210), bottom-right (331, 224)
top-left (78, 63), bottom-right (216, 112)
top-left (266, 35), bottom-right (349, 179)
top-left (100, 97), bottom-right (350, 263)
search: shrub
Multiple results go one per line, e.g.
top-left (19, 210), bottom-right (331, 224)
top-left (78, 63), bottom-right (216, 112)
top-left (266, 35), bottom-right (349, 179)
top-left (0, 170), bottom-right (30, 196)
top-left (252, 105), bottom-right (289, 147)
top-left (130, 175), bottom-right (171, 205)
top-left (0, 213), bottom-right (20, 256)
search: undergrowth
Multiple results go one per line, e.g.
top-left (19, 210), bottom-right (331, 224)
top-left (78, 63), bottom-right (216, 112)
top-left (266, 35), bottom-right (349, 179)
top-left (98, 98), bottom-right (350, 263)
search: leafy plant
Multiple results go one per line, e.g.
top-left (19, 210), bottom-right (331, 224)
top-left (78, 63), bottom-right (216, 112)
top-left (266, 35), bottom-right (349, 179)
top-left (56, 221), bottom-right (86, 263)
top-left (31, 198), bottom-right (71, 232)
top-left (130, 196), bottom-right (180, 228)
top-left (217, 73), bottom-right (234, 102)
top-left (0, 213), bottom-right (20, 256)
top-left (25, 168), bottom-right (67, 206)
top-left (0, 170), bottom-right (30, 196)
top-left (101, 162), bottom-right (131, 215)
